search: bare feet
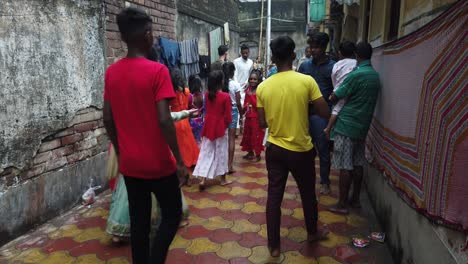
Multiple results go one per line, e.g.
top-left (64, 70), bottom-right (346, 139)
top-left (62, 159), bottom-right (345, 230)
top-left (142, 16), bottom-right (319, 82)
top-left (220, 175), bottom-right (233, 186)
top-left (199, 179), bottom-right (206, 191)
top-left (269, 247), bottom-right (281, 257)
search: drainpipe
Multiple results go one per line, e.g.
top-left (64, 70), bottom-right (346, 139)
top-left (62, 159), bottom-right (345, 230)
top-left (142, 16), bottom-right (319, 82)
top-left (265, 0), bottom-right (271, 68)
top-left (259, 0), bottom-right (264, 63)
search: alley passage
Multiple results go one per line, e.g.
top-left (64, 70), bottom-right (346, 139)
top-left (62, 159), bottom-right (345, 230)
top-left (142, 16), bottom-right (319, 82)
top-left (0, 146), bottom-right (392, 264)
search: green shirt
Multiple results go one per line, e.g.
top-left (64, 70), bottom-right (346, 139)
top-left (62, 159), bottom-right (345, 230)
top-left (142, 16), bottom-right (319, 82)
top-left (332, 60), bottom-right (380, 140)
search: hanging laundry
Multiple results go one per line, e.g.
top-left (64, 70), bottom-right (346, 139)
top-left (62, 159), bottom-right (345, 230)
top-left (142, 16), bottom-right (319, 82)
top-left (179, 38), bottom-right (200, 80)
top-left (159, 37), bottom-right (180, 68)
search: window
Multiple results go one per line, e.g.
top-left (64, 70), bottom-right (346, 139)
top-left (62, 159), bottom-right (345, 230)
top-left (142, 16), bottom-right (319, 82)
top-left (387, 0), bottom-right (401, 40)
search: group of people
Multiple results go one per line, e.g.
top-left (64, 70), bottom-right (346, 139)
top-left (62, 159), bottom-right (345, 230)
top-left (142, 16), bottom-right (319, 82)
top-left (102, 7), bottom-right (380, 264)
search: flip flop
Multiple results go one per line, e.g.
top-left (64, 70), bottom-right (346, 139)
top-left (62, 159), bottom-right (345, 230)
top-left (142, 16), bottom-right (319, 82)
top-left (307, 228), bottom-right (330, 242)
top-left (198, 184), bottom-right (206, 191)
top-left (329, 205), bottom-right (349, 215)
top-left (220, 180), bottom-right (233, 186)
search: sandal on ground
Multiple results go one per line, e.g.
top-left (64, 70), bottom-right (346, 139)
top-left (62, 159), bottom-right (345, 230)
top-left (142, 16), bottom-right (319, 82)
top-left (328, 204), bottom-right (349, 215)
top-left (198, 183), bottom-right (206, 191)
top-left (307, 228), bottom-right (330, 242)
top-left (243, 153), bottom-right (254, 160)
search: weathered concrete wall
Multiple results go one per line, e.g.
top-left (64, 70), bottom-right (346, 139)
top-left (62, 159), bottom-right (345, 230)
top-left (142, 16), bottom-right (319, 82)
top-left (365, 167), bottom-right (467, 264)
top-left (0, 0), bottom-right (106, 174)
top-left (176, 0), bottom-right (240, 60)
top-left (0, 0), bottom-right (109, 245)
top-left (400, 0), bottom-right (457, 36)
top-left (0, 0), bottom-right (179, 246)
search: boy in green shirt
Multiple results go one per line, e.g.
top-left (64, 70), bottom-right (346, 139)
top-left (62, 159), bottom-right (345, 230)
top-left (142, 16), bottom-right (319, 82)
top-left (329, 42), bottom-right (381, 214)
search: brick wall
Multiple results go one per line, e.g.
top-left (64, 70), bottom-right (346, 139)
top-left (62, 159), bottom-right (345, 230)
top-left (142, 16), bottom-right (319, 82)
top-left (105, 0), bottom-right (177, 65)
top-left (0, 108), bottom-right (107, 189)
top-left (0, 0), bottom-right (178, 193)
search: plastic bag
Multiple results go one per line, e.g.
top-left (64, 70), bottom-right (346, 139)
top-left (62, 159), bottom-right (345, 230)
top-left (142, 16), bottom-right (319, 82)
top-left (82, 178), bottom-right (101, 205)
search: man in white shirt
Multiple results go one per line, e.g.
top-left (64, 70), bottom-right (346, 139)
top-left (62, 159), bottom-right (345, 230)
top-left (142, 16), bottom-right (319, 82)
top-left (233, 44), bottom-right (253, 133)
top-left (233, 44), bottom-right (254, 89)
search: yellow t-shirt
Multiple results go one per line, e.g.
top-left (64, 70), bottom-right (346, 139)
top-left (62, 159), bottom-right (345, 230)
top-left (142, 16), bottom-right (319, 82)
top-left (257, 71), bottom-right (322, 152)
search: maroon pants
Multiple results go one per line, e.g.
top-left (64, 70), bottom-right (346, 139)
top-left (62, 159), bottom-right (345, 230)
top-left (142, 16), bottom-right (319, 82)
top-left (265, 143), bottom-right (318, 248)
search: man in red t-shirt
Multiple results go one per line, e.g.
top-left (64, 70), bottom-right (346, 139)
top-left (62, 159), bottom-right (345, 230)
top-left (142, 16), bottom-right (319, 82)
top-left (103, 7), bottom-right (186, 264)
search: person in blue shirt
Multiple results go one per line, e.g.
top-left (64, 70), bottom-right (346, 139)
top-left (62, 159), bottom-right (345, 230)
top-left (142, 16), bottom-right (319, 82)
top-left (298, 32), bottom-right (336, 195)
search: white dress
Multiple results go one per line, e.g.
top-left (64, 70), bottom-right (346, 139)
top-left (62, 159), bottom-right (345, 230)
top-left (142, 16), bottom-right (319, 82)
top-left (192, 129), bottom-right (229, 179)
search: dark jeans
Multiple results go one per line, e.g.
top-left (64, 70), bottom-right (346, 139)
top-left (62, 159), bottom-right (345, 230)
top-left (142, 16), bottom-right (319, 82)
top-left (124, 174), bottom-right (182, 264)
top-left (265, 143), bottom-right (318, 248)
top-left (309, 114), bottom-right (331, 185)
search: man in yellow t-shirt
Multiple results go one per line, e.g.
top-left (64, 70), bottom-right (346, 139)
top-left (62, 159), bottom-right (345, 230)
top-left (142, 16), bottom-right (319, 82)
top-left (257, 36), bottom-right (330, 257)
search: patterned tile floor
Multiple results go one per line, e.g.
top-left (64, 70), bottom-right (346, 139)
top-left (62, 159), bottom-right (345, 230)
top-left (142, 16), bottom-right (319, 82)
top-left (0, 145), bottom-right (393, 264)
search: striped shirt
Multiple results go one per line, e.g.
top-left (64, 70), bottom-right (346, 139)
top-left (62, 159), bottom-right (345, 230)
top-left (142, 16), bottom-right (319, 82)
top-left (332, 60), bottom-right (381, 140)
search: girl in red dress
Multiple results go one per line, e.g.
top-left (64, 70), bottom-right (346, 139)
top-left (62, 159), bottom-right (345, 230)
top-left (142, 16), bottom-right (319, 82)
top-left (240, 70), bottom-right (265, 162)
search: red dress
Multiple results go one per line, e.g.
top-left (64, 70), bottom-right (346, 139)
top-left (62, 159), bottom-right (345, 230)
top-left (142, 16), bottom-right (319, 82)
top-left (170, 88), bottom-right (200, 168)
top-left (240, 86), bottom-right (265, 155)
top-left (202, 91), bottom-right (232, 140)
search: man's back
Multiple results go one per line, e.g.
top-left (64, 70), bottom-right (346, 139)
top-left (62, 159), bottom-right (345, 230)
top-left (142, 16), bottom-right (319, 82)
top-left (333, 60), bottom-right (380, 140)
top-left (104, 58), bottom-right (176, 178)
top-left (257, 71), bottom-right (322, 152)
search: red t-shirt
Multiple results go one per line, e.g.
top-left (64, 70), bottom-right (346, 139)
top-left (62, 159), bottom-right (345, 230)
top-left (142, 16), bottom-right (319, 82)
top-left (104, 58), bottom-right (176, 179)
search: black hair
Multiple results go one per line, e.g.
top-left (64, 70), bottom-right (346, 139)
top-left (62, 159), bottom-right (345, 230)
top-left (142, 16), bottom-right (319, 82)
top-left (208, 70), bottom-right (224, 101)
top-left (218, 45), bottom-right (229, 56)
top-left (117, 7), bottom-right (152, 43)
top-left (249, 69), bottom-right (263, 88)
top-left (307, 32), bottom-right (330, 49)
top-left (169, 67), bottom-right (185, 92)
top-left (339, 41), bottom-right (356, 58)
top-left (222, 62), bottom-right (236, 93)
top-left (240, 44), bottom-right (249, 51)
top-left (270, 36), bottom-right (296, 62)
top-left (355, 42), bottom-right (373, 60)
top-left (188, 74), bottom-right (203, 94)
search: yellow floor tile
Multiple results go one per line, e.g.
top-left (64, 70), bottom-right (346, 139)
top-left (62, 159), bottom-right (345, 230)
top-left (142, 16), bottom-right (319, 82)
top-left (39, 251), bottom-right (75, 264)
top-left (241, 202), bottom-right (265, 214)
top-left (318, 211), bottom-right (347, 224)
top-left (185, 237), bottom-right (221, 255)
top-left (204, 216), bottom-right (234, 230)
top-left (75, 254), bottom-right (105, 264)
top-left (218, 200), bottom-right (243, 210)
top-left (231, 219), bottom-right (261, 234)
top-left (248, 246), bottom-right (284, 263)
top-left (319, 232), bottom-right (351, 248)
top-left (283, 251), bottom-right (318, 264)
top-left (216, 241), bottom-right (251, 260)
